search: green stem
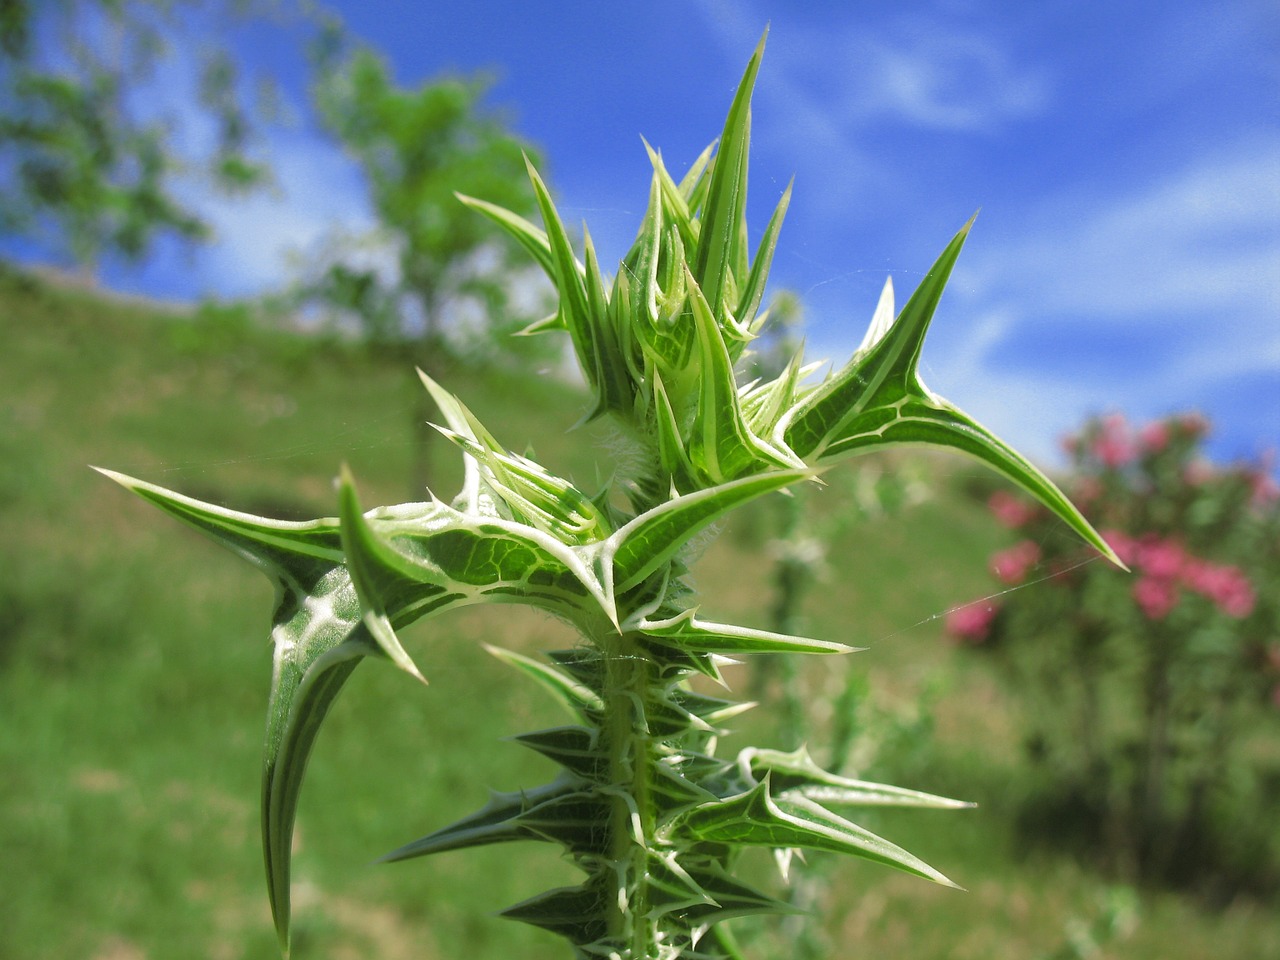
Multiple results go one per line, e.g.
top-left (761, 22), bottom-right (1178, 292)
top-left (603, 628), bottom-right (656, 958)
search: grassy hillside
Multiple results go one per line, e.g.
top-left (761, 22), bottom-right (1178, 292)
top-left (2, 265), bottom-right (1276, 959)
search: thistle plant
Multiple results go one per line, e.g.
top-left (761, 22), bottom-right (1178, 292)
top-left (100, 34), bottom-right (1117, 960)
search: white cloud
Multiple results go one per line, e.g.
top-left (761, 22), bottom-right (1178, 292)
top-left (961, 136), bottom-right (1280, 370)
top-left (828, 26), bottom-right (1050, 131)
top-left (990, 144), bottom-right (1276, 312)
top-left (915, 136), bottom-right (1280, 465)
top-left (696, 2), bottom-right (1051, 135)
top-left (191, 132), bottom-right (374, 296)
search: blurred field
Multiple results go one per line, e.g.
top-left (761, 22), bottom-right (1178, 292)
top-left (3, 265), bottom-right (1277, 959)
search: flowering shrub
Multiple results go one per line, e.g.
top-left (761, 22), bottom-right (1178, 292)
top-left (948, 412), bottom-right (1280, 896)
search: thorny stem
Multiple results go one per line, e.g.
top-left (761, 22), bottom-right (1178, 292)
top-left (604, 630), bottom-right (657, 958)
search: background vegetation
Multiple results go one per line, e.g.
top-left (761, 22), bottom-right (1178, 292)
top-left (3, 265), bottom-right (1278, 958)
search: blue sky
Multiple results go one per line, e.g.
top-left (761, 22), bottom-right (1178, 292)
top-left (10, 0), bottom-right (1279, 470)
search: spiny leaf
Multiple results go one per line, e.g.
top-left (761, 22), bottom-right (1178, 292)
top-left (381, 780), bottom-right (590, 861)
top-left (608, 467), bottom-right (810, 594)
top-left (500, 881), bottom-right (610, 945)
top-left (455, 191), bottom-right (555, 276)
top-left (511, 725), bottom-right (608, 781)
top-left (740, 351), bottom-right (818, 439)
top-left (524, 156), bottom-right (600, 398)
top-left (642, 138), bottom-right (699, 252)
top-left (694, 28), bottom-right (764, 318)
top-left (652, 371), bottom-right (701, 491)
top-left (262, 626), bottom-right (368, 953)
top-left (634, 608), bottom-right (856, 656)
top-left (658, 862), bottom-right (798, 924)
top-left (733, 179), bottom-right (792, 346)
top-left (854, 274), bottom-right (896, 358)
top-left (678, 141), bottom-right (715, 205)
top-left (775, 220), bottom-right (1122, 567)
top-left (92, 467), bottom-right (344, 572)
top-left (672, 781), bottom-right (960, 888)
top-left (685, 267), bottom-right (801, 483)
top-left (627, 168), bottom-right (666, 328)
top-left (742, 746), bottom-right (974, 808)
top-left (95, 470), bottom-right (368, 952)
top-left (485, 644), bottom-right (605, 720)
top-left (780, 219), bottom-right (974, 460)
top-left (820, 395), bottom-right (1123, 565)
top-left (338, 466), bottom-right (427, 683)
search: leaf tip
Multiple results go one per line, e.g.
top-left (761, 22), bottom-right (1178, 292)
top-left (90, 464), bottom-right (129, 487)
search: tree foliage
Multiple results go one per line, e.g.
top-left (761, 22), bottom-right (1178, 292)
top-left (308, 41), bottom-right (548, 492)
top-left (0, 0), bottom-right (300, 273)
top-left (309, 42), bottom-right (544, 352)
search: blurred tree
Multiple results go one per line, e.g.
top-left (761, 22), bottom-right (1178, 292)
top-left (310, 43), bottom-right (547, 495)
top-left (0, 0), bottom-right (304, 278)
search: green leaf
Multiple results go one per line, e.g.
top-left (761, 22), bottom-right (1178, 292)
top-left (338, 466), bottom-right (427, 682)
top-left (653, 861), bottom-right (797, 925)
top-left (742, 747), bottom-right (974, 808)
top-left (642, 138), bottom-right (700, 253)
top-left (455, 191), bottom-right (554, 276)
top-left (93, 467), bottom-right (344, 572)
top-left (523, 155), bottom-right (613, 417)
top-left (581, 227), bottom-right (635, 417)
top-left (262, 622), bottom-right (368, 953)
top-left (740, 352), bottom-right (819, 439)
top-left (608, 468), bottom-right (810, 594)
top-left (672, 781), bottom-right (960, 887)
top-left (775, 220), bottom-right (1123, 567)
top-left (95, 469), bottom-right (369, 952)
top-left (685, 268), bottom-right (801, 483)
top-left (511, 725), bottom-right (608, 781)
top-left (500, 882), bottom-right (610, 946)
top-left (693, 29), bottom-right (764, 319)
top-left (634, 608), bottom-right (855, 656)
top-left (381, 780), bottom-right (586, 861)
top-left (485, 644), bottom-right (605, 720)
top-left (734, 179), bottom-right (792, 343)
top-left (652, 370), bottom-right (701, 491)
top-left (821, 396), bottom-right (1123, 565)
top-left (780, 220), bottom-right (973, 460)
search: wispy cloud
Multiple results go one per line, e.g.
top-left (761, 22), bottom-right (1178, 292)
top-left (789, 24), bottom-right (1050, 133)
top-left (921, 135), bottom-right (1280, 464)
top-left (957, 136), bottom-right (1280, 374)
top-left (697, 2), bottom-right (1052, 133)
top-left (187, 132), bottom-right (373, 297)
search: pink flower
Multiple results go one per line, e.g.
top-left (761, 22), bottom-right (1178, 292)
top-left (990, 540), bottom-right (1042, 585)
top-left (1101, 529), bottom-right (1139, 567)
top-left (1092, 413), bottom-right (1135, 468)
top-left (1139, 421), bottom-right (1170, 455)
top-left (1174, 412), bottom-right (1210, 439)
top-left (1136, 537), bottom-right (1186, 580)
top-left (1210, 568), bottom-right (1254, 618)
top-left (1183, 460), bottom-right (1215, 486)
top-left (945, 602), bottom-right (998, 643)
top-left (1072, 476), bottom-right (1102, 509)
top-left (1247, 458), bottom-right (1278, 506)
top-left (1133, 576), bottom-right (1180, 620)
top-left (1179, 560), bottom-right (1256, 619)
top-left (988, 490), bottom-right (1037, 529)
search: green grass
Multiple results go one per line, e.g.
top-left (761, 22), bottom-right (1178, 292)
top-left (2, 264), bottom-right (1276, 959)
